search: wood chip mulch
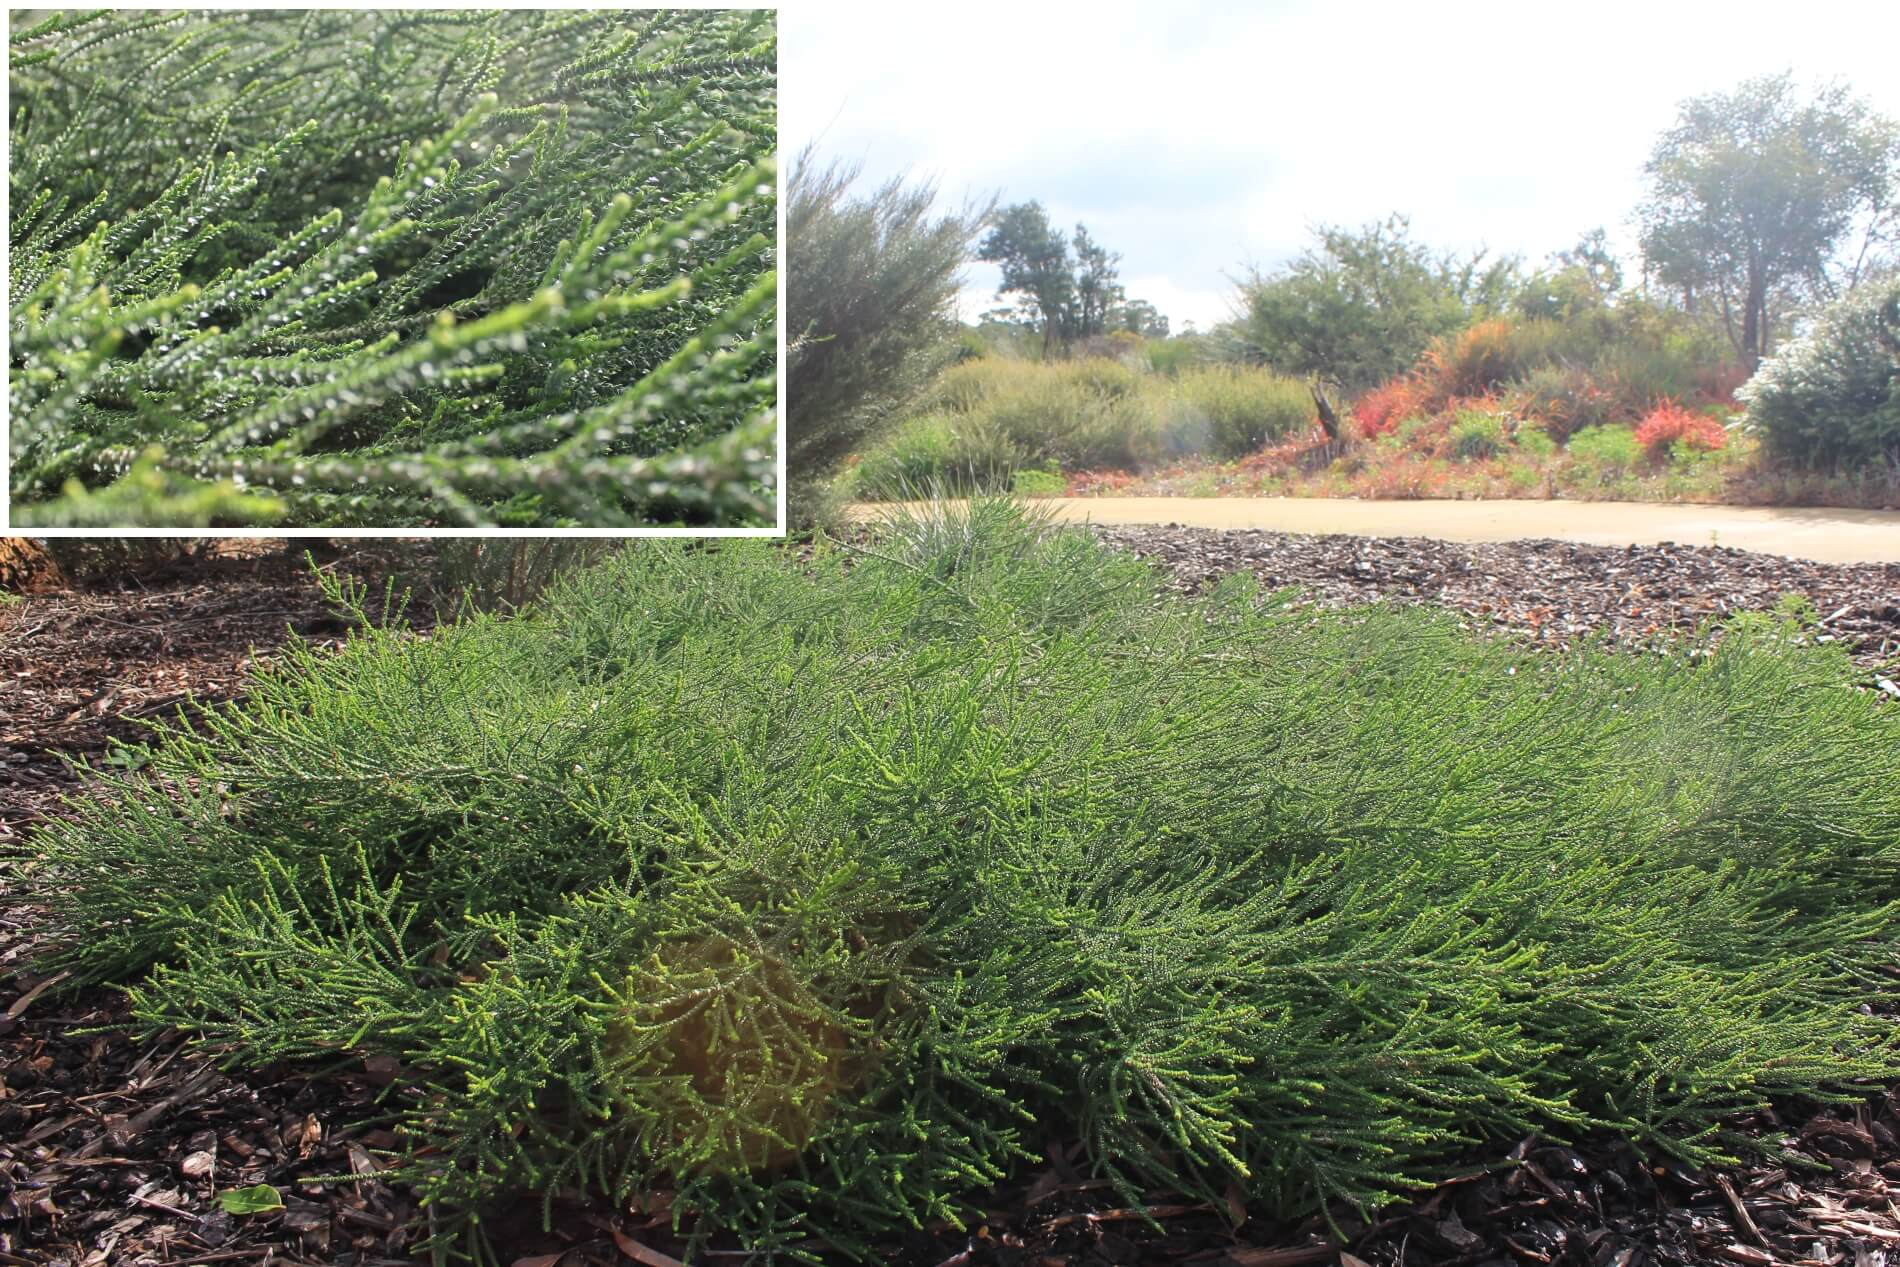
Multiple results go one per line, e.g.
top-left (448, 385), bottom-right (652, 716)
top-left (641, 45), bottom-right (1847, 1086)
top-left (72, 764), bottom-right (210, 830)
top-left (1088, 526), bottom-right (1900, 676)
top-left (4, 537), bottom-right (1900, 1267)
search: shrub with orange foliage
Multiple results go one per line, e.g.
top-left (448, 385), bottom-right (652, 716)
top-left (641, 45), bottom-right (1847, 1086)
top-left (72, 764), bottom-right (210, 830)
top-left (1352, 377), bottom-right (1431, 438)
top-left (1422, 317), bottom-right (1562, 401)
top-left (1633, 400), bottom-right (1728, 460)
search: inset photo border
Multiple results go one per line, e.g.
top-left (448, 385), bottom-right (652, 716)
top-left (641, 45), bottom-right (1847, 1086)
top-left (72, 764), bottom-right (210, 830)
top-left (5, 6), bottom-right (781, 535)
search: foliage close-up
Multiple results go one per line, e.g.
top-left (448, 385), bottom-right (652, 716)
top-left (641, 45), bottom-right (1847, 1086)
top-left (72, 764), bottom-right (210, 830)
top-left (8, 9), bottom-right (777, 527)
top-left (23, 503), bottom-right (1900, 1260)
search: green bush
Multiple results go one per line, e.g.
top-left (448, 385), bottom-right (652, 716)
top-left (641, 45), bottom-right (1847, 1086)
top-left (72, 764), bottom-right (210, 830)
top-left (1740, 280), bottom-right (1900, 469)
top-left (26, 504), bottom-right (1900, 1258)
top-left (785, 154), bottom-right (989, 525)
top-left (9, 10), bottom-right (777, 528)
top-left (1567, 423), bottom-right (1643, 471)
top-left (1449, 409), bottom-right (1507, 461)
top-left (1515, 426), bottom-right (1557, 461)
top-left (1164, 365), bottom-right (1313, 458)
top-left (1009, 466), bottom-right (1066, 496)
top-left (857, 359), bottom-right (1313, 493)
top-left (853, 412), bottom-right (1026, 496)
top-left (1513, 363), bottom-right (1620, 440)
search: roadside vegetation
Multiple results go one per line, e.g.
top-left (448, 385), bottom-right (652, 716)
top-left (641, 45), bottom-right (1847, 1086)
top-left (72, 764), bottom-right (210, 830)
top-left (21, 501), bottom-right (1900, 1260)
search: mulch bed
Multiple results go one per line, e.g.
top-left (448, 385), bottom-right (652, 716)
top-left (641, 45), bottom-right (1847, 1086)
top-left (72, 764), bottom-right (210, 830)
top-left (4, 535), bottom-right (1899, 1267)
top-left (1090, 525), bottom-right (1900, 677)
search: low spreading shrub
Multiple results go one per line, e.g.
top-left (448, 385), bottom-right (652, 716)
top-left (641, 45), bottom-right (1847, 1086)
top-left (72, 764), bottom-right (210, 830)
top-left (1740, 280), bottom-right (1900, 470)
top-left (25, 504), bottom-right (1900, 1258)
top-left (1634, 400), bottom-right (1728, 461)
top-left (1567, 423), bottom-right (1644, 472)
top-left (1516, 427), bottom-right (1558, 461)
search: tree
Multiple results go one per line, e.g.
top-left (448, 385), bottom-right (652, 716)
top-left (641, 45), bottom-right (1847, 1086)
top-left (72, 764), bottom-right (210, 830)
top-left (979, 202), bottom-right (1078, 357)
top-left (1515, 230), bottom-right (1626, 322)
top-left (1109, 298), bottom-right (1170, 338)
top-left (1230, 215), bottom-right (1520, 391)
top-left (785, 150), bottom-right (989, 523)
top-left (977, 203), bottom-right (1159, 355)
top-left (1071, 225), bottom-right (1124, 340)
top-left (1639, 73), bottom-right (1900, 372)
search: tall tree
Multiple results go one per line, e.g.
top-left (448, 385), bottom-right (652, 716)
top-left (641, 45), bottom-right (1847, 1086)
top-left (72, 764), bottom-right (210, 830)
top-left (978, 202), bottom-right (1077, 357)
top-left (1639, 73), bottom-right (1900, 371)
top-left (978, 203), bottom-right (1155, 355)
top-left (1071, 224), bottom-right (1124, 340)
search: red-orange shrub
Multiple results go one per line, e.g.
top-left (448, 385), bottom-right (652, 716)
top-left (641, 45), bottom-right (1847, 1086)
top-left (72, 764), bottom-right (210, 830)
top-left (1353, 377), bottom-right (1431, 438)
top-left (1633, 400), bottom-right (1727, 459)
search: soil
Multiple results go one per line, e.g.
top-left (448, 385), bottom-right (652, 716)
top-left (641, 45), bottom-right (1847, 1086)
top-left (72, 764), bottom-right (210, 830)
top-left (3, 536), bottom-right (1899, 1267)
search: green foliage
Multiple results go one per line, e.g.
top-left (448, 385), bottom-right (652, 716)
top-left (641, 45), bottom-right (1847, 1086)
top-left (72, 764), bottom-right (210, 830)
top-left (9, 9), bottom-right (777, 527)
top-left (1639, 72), bottom-right (1900, 369)
top-left (1449, 409), bottom-right (1507, 461)
top-left (1009, 466), bottom-right (1065, 496)
top-left (1515, 426), bottom-right (1557, 461)
top-left (1566, 423), bottom-right (1643, 471)
top-left (784, 152), bottom-right (988, 525)
top-left (1230, 214), bottom-right (1522, 391)
top-left (27, 503), bottom-right (1900, 1258)
top-left (1165, 365), bottom-right (1314, 458)
top-left (1740, 279), bottom-right (1900, 469)
top-left (856, 359), bottom-right (1311, 494)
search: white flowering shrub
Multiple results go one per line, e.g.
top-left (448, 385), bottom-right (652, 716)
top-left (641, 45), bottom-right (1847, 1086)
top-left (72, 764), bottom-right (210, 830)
top-left (1739, 280), bottom-right (1900, 469)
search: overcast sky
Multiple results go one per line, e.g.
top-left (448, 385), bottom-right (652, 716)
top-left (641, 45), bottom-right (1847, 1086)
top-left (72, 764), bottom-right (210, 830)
top-left (781, 0), bottom-right (1900, 331)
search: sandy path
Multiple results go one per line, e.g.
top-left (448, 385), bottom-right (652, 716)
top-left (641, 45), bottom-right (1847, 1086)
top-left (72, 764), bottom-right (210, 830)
top-left (852, 497), bottom-right (1900, 564)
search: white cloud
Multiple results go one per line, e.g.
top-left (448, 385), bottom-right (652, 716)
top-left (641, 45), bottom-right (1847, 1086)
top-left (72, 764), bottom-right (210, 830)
top-left (783, 0), bottom-right (1900, 332)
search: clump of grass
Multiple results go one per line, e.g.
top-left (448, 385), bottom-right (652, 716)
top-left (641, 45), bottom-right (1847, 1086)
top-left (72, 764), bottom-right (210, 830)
top-left (23, 503), bottom-right (1900, 1258)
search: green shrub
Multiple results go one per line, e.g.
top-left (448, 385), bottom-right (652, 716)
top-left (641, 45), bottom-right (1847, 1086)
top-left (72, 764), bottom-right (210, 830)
top-left (858, 360), bottom-right (1314, 492)
top-left (1594, 323), bottom-right (1725, 414)
top-left (1164, 366), bottom-right (1313, 458)
top-left (9, 10), bottom-right (777, 528)
top-left (1567, 423), bottom-right (1643, 471)
top-left (1740, 280), bottom-right (1900, 469)
top-left (1009, 466), bottom-right (1066, 496)
top-left (1516, 427), bottom-right (1557, 461)
top-left (787, 154), bottom-right (991, 524)
top-left (1513, 363), bottom-right (1621, 440)
top-left (1449, 410), bottom-right (1507, 461)
top-left (26, 506), bottom-right (1900, 1258)
top-left (854, 412), bottom-right (1023, 496)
